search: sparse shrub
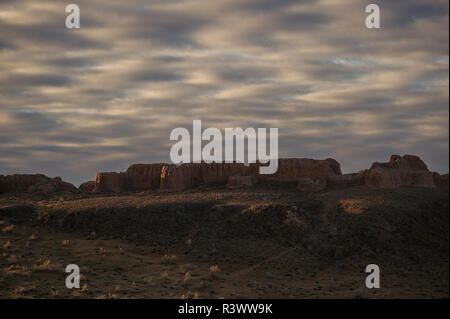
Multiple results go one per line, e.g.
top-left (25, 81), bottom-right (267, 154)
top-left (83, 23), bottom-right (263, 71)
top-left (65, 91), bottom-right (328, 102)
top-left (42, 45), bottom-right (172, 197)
top-left (13, 287), bottom-right (26, 298)
top-left (96, 293), bottom-right (121, 299)
top-left (33, 260), bottom-right (58, 272)
top-left (2, 225), bottom-right (14, 233)
top-left (50, 287), bottom-right (59, 297)
top-left (7, 255), bottom-right (17, 263)
top-left (3, 241), bottom-right (11, 250)
top-left (162, 254), bottom-right (177, 265)
top-left (208, 265), bottom-right (221, 280)
top-left (181, 290), bottom-right (199, 299)
top-left (161, 270), bottom-right (169, 280)
top-left (3, 264), bottom-right (31, 277)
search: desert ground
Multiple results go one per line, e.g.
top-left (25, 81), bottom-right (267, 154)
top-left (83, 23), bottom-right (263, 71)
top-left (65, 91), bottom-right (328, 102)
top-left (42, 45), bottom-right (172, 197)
top-left (0, 183), bottom-right (448, 299)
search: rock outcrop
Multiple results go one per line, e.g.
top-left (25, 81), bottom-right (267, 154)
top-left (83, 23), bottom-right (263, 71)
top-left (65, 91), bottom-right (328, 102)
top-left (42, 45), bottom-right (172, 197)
top-left (0, 174), bottom-right (76, 194)
top-left (365, 155), bottom-right (437, 188)
top-left (78, 181), bottom-right (95, 192)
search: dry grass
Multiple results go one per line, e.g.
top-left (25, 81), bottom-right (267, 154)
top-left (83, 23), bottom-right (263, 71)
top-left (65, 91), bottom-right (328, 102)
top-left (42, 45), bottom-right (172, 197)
top-left (2, 225), bottom-right (14, 233)
top-left (33, 260), bottom-right (59, 272)
top-left (11, 286), bottom-right (35, 299)
top-left (181, 290), bottom-right (200, 299)
top-left (208, 265), bottom-right (221, 280)
top-left (3, 265), bottom-right (32, 277)
top-left (162, 254), bottom-right (177, 265)
top-left (160, 270), bottom-right (169, 280)
top-left (3, 240), bottom-right (11, 250)
top-left (96, 293), bottom-right (121, 299)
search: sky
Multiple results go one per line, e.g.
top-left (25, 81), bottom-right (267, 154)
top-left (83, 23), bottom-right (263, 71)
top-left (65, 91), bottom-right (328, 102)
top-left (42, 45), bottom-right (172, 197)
top-left (0, 0), bottom-right (448, 186)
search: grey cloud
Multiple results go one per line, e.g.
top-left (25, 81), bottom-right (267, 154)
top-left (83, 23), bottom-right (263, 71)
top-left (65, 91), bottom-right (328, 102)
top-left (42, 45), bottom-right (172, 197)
top-left (134, 70), bottom-right (183, 82)
top-left (5, 74), bottom-right (72, 88)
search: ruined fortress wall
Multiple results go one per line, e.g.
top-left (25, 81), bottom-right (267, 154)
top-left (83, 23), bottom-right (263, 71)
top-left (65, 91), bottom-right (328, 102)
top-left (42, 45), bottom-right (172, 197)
top-left (159, 159), bottom-right (341, 190)
top-left (125, 164), bottom-right (165, 190)
top-left (256, 158), bottom-right (342, 180)
top-left (94, 172), bottom-right (126, 193)
top-left (160, 162), bottom-right (248, 190)
top-left (160, 163), bottom-right (204, 190)
top-left (365, 155), bottom-right (437, 188)
top-left (201, 162), bottom-right (247, 183)
top-left (94, 158), bottom-right (344, 192)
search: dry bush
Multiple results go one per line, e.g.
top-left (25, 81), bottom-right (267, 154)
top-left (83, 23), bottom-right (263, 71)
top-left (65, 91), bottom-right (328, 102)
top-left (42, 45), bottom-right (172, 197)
top-left (3, 241), bottom-right (11, 250)
top-left (28, 233), bottom-right (38, 241)
top-left (11, 286), bottom-right (35, 299)
top-left (2, 225), bottom-right (14, 233)
top-left (50, 287), bottom-right (59, 297)
top-left (33, 260), bottom-right (59, 272)
top-left (3, 265), bottom-right (31, 277)
top-left (208, 265), bottom-right (221, 280)
top-left (62, 240), bottom-right (70, 246)
top-left (181, 290), bottom-right (200, 299)
top-left (96, 293), bottom-right (121, 299)
top-left (162, 254), bottom-right (177, 265)
top-left (160, 270), bottom-right (169, 280)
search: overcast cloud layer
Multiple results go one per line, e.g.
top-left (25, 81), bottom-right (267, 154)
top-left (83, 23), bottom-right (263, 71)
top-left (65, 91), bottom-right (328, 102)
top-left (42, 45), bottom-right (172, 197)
top-left (0, 0), bottom-right (448, 185)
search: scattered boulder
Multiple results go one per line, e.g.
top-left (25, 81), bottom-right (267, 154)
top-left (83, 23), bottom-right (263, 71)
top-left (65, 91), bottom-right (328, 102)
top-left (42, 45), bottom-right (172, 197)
top-left (365, 155), bottom-right (436, 188)
top-left (297, 177), bottom-right (327, 192)
top-left (226, 175), bottom-right (257, 189)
